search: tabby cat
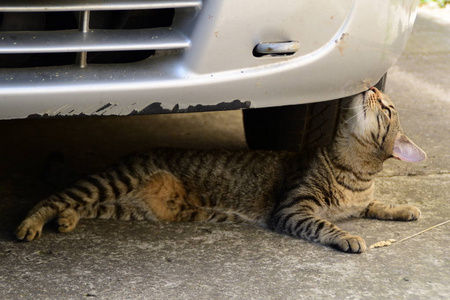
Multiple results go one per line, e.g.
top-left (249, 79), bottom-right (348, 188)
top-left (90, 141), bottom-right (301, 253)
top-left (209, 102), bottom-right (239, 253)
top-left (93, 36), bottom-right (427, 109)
top-left (16, 88), bottom-right (426, 253)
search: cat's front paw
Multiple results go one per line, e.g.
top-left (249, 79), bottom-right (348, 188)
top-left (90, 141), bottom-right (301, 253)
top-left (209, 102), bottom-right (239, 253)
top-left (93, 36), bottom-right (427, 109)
top-left (332, 235), bottom-right (366, 253)
top-left (16, 218), bottom-right (44, 242)
top-left (394, 205), bottom-right (421, 221)
top-left (57, 208), bottom-right (80, 233)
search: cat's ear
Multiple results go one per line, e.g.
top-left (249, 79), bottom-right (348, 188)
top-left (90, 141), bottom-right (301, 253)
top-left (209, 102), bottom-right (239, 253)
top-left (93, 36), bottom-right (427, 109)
top-left (392, 133), bottom-right (427, 162)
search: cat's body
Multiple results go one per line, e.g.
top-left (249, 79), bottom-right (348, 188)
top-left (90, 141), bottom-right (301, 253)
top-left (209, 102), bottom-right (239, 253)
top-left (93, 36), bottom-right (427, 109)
top-left (16, 88), bottom-right (426, 253)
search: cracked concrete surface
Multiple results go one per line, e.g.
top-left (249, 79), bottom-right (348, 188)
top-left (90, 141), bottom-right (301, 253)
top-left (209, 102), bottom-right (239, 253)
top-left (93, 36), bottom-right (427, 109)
top-left (0, 6), bottom-right (449, 300)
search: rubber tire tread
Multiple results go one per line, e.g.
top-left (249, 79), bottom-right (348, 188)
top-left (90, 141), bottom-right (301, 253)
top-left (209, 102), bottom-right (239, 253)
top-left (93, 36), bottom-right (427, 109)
top-left (243, 74), bottom-right (387, 151)
top-left (243, 99), bottom-right (341, 152)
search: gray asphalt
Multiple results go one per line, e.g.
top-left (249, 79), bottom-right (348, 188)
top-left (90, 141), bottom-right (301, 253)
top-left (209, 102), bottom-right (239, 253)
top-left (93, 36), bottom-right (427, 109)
top-left (0, 7), bottom-right (449, 300)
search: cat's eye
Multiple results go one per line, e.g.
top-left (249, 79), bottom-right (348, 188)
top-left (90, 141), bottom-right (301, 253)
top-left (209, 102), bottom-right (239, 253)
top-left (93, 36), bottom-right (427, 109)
top-left (382, 108), bottom-right (391, 118)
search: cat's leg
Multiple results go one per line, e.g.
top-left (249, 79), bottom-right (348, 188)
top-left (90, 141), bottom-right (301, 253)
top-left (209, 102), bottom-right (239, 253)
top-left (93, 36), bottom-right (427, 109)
top-left (269, 200), bottom-right (366, 253)
top-left (17, 153), bottom-right (164, 241)
top-left (16, 168), bottom-right (140, 241)
top-left (16, 200), bottom-right (151, 241)
top-left (362, 200), bottom-right (421, 221)
top-left (16, 191), bottom-right (94, 242)
top-left (16, 196), bottom-right (68, 241)
top-left (56, 202), bottom-right (148, 232)
top-left (56, 208), bottom-right (80, 233)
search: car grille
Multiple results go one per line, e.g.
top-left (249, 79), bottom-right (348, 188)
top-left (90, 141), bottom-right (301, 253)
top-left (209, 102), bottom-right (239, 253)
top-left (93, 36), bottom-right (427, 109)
top-left (0, 0), bottom-right (202, 68)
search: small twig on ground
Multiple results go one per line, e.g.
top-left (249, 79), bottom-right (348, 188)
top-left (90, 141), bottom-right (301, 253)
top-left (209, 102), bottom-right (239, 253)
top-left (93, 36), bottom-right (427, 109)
top-left (369, 219), bottom-right (450, 249)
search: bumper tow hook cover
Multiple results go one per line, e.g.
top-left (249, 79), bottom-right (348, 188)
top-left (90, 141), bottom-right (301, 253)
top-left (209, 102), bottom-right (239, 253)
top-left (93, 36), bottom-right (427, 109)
top-left (254, 41), bottom-right (300, 56)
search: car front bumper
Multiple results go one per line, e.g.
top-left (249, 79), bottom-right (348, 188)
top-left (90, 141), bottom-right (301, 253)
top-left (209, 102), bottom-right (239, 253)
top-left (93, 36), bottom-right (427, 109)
top-left (0, 0), bottom-right (418, 119)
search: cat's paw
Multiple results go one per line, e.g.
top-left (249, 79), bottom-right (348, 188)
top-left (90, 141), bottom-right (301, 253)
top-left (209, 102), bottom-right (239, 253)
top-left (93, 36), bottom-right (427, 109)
top-left (332, 235), bottom-right (366, 253)
top-left (57, 208), bottom-right (80, 233)
top-left (365, 201), bottom-right (422, 221)
top-left (394, 205), bottom-right (421, 221)
top-left (404, 206), bottom-right (421, 220)
top-left (16, 218), bottom-right (44, 242)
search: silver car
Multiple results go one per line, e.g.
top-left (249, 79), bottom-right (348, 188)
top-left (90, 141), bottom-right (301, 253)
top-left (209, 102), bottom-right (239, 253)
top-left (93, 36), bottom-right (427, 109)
top-left (0, 0), bottom-right (417, 150)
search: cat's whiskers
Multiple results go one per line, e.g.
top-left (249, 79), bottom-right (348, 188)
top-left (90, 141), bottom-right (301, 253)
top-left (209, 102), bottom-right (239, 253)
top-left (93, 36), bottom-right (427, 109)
top-left (341, 104), bottom-right (365, 111)
top-left (343, 108), bottom-right (366, 125)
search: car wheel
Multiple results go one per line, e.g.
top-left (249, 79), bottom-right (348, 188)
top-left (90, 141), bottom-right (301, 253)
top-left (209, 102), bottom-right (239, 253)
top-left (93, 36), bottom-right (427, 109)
top-left (243, 99), bottom-right (342, 151)
top-left (243, 74), bottom-right (387, 151)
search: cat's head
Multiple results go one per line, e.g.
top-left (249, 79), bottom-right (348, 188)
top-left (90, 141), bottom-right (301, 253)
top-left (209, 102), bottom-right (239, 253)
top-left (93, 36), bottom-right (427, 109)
top-left (343, 87), bottom-right (426, 163)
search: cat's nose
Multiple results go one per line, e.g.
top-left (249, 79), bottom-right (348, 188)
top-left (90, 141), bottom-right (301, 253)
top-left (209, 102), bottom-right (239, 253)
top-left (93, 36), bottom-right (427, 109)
top-left (370, 87), bottom-right (383, 99)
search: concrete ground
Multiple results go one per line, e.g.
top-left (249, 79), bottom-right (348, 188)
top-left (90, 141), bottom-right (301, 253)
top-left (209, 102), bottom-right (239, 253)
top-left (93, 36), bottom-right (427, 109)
top-left (0, 6), bottom-right (449, 300)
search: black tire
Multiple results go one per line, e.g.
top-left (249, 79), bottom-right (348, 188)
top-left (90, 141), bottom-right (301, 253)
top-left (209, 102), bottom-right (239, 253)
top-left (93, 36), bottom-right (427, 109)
top-left (243, 74), bottom-right (387, 152)
top-left (243, 99), bottom-right (341, 152)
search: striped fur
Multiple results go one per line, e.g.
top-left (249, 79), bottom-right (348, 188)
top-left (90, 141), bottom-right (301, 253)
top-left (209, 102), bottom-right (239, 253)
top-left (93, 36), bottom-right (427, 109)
top-left (16, 88), bottom-right (425, 253)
